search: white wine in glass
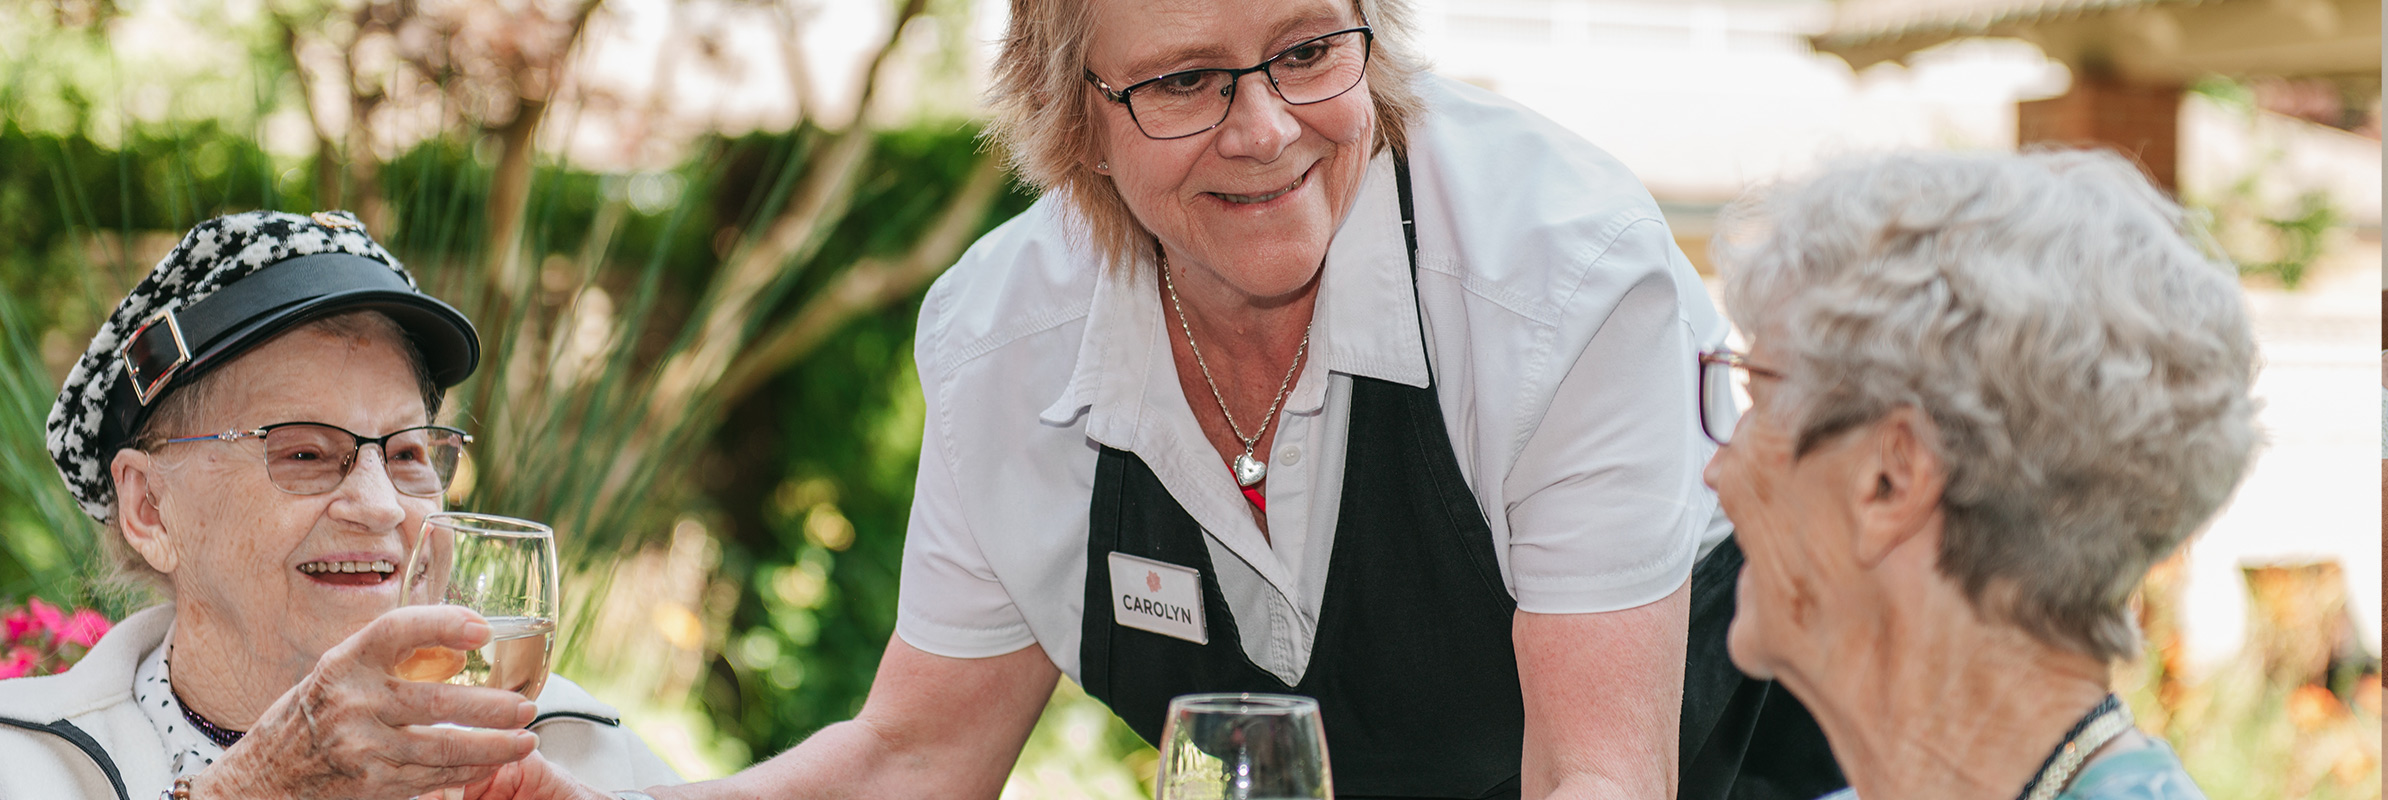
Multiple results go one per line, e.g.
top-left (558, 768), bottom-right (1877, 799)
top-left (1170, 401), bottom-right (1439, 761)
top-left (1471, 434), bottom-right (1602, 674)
top-left (1154, 693), bottom-right (1333, 800)
top-left (396, 512), bottom-right (559, 700)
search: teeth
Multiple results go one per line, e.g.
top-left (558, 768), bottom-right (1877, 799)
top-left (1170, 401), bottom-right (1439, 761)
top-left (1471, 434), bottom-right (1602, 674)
top-left (300, 560), bottom-right (395, 575)
top-left (1217, 173), bottom-right (1304, 204)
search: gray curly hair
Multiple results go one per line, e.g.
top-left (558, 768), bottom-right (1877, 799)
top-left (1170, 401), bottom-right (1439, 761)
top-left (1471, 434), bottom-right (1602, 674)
top-left (982, 0), bottom-right (1430, 272)
top-left (1715, 149), bottom-right (2261, 662)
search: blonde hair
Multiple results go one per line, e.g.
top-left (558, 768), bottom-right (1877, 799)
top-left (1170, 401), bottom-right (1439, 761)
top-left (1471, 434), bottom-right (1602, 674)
top-left (983, 0), bottom-right (1430, 271)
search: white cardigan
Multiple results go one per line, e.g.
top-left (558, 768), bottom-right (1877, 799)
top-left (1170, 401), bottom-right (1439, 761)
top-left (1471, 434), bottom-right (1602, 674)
top-left (0, 605), bottom-right (681, 799)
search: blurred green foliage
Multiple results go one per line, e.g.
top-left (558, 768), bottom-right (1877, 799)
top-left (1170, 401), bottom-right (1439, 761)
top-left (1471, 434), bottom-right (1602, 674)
top-left (692, 125), bottom-right (1036, 753)
top-left (707, 309), bottom-right (922, 751)
top-left (0, 120), bottom-right (294, 617)
top-left (2185, 76), bottom-right (2352, 291)
top-left (0, 287), bottom-right (110, 614)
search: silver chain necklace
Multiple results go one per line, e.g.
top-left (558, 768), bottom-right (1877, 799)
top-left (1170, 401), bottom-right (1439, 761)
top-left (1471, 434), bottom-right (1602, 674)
top-left (1162, 256), bottom-right (1309, 488)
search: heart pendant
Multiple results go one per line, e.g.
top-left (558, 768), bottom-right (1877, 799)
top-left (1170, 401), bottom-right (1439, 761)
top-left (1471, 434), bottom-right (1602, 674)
top-left (1232, 452), bottom-right (1266, 487)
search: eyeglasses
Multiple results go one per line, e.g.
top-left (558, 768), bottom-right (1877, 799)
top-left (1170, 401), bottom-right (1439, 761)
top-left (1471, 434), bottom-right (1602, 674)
top-left (1698, 349), bottom-right (1784, 446)
top-left (1085, 27), bottom-right (1374, 140)
top-left (156, 422), bottom-right (472, 498)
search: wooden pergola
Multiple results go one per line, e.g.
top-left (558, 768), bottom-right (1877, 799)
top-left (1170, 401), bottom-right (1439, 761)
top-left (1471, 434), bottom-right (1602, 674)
top-left (1810, 0), bottom-right (2382, 191)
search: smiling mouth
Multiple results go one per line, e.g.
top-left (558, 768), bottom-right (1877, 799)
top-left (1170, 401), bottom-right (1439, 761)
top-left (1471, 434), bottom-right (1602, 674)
top-left (1211, 170), bottom-right (1307, 205)
top-left (297, 560), bottom-right (397, 586)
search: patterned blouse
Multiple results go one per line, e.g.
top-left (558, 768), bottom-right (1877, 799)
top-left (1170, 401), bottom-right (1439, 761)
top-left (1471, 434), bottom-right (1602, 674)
top-left (1809, 739), bottom-right (2206, 800)
top-left (132, 630), bottom-right (230, 783)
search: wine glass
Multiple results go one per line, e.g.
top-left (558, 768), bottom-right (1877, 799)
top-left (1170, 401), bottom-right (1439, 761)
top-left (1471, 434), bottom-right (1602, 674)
top-left (394, 511), bottom-right (559, 700)
top-left (1153, 693), bottom-right (1333, 800)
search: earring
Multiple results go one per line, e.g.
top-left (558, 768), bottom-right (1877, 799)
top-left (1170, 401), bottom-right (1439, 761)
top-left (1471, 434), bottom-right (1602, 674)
top-left (1096, 161), bottom-right (1109, 172)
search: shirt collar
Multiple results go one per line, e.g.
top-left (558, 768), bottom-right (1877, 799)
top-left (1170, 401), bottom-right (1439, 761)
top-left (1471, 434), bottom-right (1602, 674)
top-left (137, 626), bottom-right (228, 780)
top-left (1037, 246), bottom-right (1163, 448)
top-left (1298, 150), bottom-right (1429, 411)
top-left (1038, 150), bottom-right (1428, 440)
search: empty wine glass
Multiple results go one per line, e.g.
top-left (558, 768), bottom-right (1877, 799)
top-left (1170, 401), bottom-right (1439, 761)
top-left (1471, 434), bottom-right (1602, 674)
top-left (1154, 693), bottom-right (1333, 800)
top-left (394, 511), bottom-right (558, 700)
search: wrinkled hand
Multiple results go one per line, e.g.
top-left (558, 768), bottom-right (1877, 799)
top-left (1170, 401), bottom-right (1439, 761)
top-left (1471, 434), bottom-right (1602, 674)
top-left (192, 606), bottom-right (542, 800)
top-left (457, 751), bottom-right (618, 800)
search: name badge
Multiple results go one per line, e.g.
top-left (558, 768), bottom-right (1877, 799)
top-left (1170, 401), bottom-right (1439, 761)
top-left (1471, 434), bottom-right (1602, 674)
top-left (1108, 552), bottom-right (1207, 645)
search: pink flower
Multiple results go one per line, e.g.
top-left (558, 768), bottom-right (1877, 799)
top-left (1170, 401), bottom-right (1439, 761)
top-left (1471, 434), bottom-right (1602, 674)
top-left (26, 598), bottom-right (63, 642)
top-left (59, 610), bottom-right (110, 649)
top-left (0, 647), bottom-right (39, 680)
top-left (0, 608), bottom-right (31, 646)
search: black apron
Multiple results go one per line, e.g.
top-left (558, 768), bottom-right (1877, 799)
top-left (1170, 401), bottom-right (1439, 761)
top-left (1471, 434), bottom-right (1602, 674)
top-left (1679, 537), bottom-right (1847, 800)
top-left (1077, 153), bottom-right (1843, 800)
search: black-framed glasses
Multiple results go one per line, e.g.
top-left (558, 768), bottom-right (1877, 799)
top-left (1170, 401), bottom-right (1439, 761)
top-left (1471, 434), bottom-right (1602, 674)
top-left (1698, 349), bottom-right (1785, 446)
top-left (156, 422), bottom-right (472, 498)
top-left (1085, 26), bottom-right (1374, 140)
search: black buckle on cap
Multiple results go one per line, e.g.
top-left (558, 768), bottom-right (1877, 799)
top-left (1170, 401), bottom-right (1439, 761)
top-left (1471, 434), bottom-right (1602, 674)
top-left (117, 307), bottom-right (191, 406)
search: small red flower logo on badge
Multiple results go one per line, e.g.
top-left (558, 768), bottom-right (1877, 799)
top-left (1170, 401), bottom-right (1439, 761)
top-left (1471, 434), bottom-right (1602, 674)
top-left (1146, 571), bottom-right (1162, 592)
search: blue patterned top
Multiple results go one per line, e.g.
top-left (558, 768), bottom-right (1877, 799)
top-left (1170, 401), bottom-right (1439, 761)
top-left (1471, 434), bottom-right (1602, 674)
top-left (2056, 741), bottom-right (2206, 800)
top-left (1810, 740), bottom-right (2205, 800)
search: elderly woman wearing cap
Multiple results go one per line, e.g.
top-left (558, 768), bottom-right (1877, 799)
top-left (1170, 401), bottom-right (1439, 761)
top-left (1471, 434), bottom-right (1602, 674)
top-left (0, 211), bottom-right (678, 800)
top-left (1699, 151), bottom-right (2254, 800)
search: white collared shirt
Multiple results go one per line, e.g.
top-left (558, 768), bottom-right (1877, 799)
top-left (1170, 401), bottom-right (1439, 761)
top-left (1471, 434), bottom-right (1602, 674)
top-left (896, 75), bottom-right (1732, 685)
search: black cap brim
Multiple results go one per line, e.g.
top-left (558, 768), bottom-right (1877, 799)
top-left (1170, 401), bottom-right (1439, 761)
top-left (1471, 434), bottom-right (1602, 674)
top-left (191, 288), bottom-right (481, 390)
top-left (100, 253), bottom-right (481, 454)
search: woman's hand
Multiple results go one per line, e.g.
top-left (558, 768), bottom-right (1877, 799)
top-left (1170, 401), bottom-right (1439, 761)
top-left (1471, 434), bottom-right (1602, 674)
top-left (190, 605), bottom-right (543, 800)
top-left (456, 751), bottom-right (618, 800)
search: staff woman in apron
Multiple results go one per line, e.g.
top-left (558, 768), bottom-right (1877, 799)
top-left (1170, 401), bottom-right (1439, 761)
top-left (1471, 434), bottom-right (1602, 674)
top-left (480, 1), bottom-right (1838, 798)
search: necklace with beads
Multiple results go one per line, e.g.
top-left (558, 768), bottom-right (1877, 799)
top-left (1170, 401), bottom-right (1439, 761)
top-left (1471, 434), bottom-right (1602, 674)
top-left (2017, 694), bottom-right (2133, 800)
top-left (171, 683), bottom-right (247, 748)
top-left (1161, 254), bottom-right (1309, 490)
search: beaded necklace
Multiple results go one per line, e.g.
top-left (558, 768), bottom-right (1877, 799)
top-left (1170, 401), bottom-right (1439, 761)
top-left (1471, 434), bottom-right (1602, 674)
top-left (2016, 694), bottom-right (2132, 800)
top-left (171, 685), bottom-right (247, 749)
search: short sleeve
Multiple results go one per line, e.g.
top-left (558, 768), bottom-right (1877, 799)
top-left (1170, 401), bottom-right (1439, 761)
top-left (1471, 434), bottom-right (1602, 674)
top-left (1501, 220), bottom-right (1710, 614)
top-left (892, 370), bottom-right (1041, 658)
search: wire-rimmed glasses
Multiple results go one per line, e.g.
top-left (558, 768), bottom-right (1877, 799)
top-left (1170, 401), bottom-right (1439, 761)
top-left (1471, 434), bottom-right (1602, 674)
top-left (1084, 26), bottom-right (1374, 140)
top-left (1698, 349), bottom-right (1783, 446)
top-left (154, 422), bottom-right (471, 498)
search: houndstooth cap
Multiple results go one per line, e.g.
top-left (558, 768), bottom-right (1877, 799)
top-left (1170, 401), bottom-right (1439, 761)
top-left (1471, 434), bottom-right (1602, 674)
top-left (44, 210), bottom-right (480, 523)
